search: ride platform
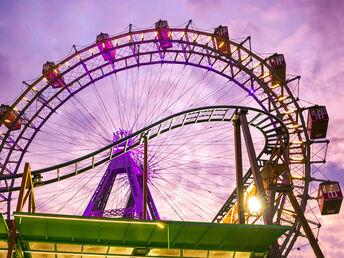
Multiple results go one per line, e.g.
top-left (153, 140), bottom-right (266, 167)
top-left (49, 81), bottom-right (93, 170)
top-left (0, 212), bottom-right (290, 258)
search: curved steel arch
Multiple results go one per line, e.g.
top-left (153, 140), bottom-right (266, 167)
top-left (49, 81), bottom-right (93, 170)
top-left (0, 25), bottom-right (309, 255)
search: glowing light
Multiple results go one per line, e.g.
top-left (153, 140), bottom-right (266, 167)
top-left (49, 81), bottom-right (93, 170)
top-left (261, 73), bottom-right (270, 79)
top-left (89, 48), bottom-right (94, 55)
top-left (252, 63), bottom-right (261, 69)
top-left (245, 183), bottom-right (255, 194)
top-left (291, 157), bottom-right (303, 161)
top-left (181, 31), bottom-right (186, 38)
top-left (248, 196), bottom-right (261, 214)
top-left (278, 96), bottom-right (287, 101)
top-left (31, 87), bottom-right (38, 92)
top-left (193, 33), bottom-right (199, 41)
top-left (155, 31), bottom-right (159, 38)
top-left (141, 33), bottom-right (144, 40)
top-left (65, 61), bottom-right (70, 68)
top-left (4, 119), bottom-right (11, 123)
top-left (53, 69), bottom-right (58, 74)
top-left (231, 47), bottom-right (238, 54)
top-left (207, 36), bottom-right (212, 43)
top-left (282, 209), bottom-right (295, 216)
top-left (13, 108), bottom-right (19, 112)
top-left (288, 124), bottom-right (299, 129)
top-left (292, 175), bottom-right (304, 180)
top-left (22, 97), bottom-right (29, 102)
top-left (102, 42), bottom-right (105, 48)
top-left (250, 89), bottom-right (255, 94)
top-left (291, 141), bottom-right (303, 145)
top-left (77, 54), bottom-right (81, 60)
top-left (241, 54), bottom-right (249, 61)
top-left (271, 84), bottom-right (280, 89)
top-left (0, 132), bottom-right (4, 135)
top-left (284, 109), bottom-right (295, 115)
top-left (128, 34), bottom-right (131, 41)
top-left (168, 31), bottom-right (171, 38)
top-left (43, 77), bottom-right (48, 82)
top-left (115, 38), bottom-right (118, 45)
top-left (218, 42), bottom-right (225, 48)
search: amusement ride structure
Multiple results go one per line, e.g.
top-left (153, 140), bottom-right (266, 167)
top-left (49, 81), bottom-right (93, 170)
top-left (0, 20), bottom-right (342, 257)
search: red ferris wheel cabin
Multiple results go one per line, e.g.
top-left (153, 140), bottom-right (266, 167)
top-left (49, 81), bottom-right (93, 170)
top-left (318, 181), bottom-right (343, 215)
top-left (0, 104), bottom-right (21, 130)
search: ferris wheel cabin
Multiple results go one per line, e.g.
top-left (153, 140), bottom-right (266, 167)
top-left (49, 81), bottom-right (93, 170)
top-left (268, 54), bottom-right (286, 86)
top-left (0, 104), bottom-right (21, 130)
top-left (318, 181), bottom-right (343, 215)
top-left (214, 25), bottom-right (231, 55)
top-left (307, 105), bottom-right (329, 139)
top-left (155, 20), bottom-right (173, 50)
top-left (96, 32), bottom-right (116, 61)
top-left (42, 61), bottom-right (67, 88)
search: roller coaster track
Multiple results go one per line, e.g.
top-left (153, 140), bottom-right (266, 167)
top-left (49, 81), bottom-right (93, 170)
top-left (0, 105), bottom-right (288, 194)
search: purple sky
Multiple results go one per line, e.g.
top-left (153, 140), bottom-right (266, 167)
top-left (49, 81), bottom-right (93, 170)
top-left (1, 0), bottom-right (344, 257)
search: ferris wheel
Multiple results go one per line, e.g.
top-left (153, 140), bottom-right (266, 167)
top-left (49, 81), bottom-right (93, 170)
top-left (0, 20), bottom-right (341, 256)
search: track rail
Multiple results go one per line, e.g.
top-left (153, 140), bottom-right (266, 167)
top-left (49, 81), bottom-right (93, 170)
top-left (0, 105), bottom-right (288, 192)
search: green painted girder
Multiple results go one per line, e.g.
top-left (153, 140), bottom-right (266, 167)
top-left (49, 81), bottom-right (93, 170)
top-left (0, 213), bottom-right (9, 240)
top-left (14, 212), bottom-right (290, 255)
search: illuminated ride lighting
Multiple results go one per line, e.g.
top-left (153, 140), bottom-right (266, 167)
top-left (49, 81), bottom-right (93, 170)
top-left (241, 54), bottom-right (249, 61)
top-left (14, 213), bottom-right (165, 228)
top-left (288, 124), bottom-right (299, 129)
top-left (141, 33), bottom-right (144, 40)
top-left (278, 96), bottom-right (287, 101)
top-left (284, 109), bottom-right (295, 115)
top-left (291, 141), bottom-right (303, 145)
top-left (252, 62), bottom-right (261, 69)
top-left (290, 156), bottom-right (303, 161)
top-left (260, 73), bottom-right (270, 79)
top-left (207, 36), bottom-right (212, 43)
top-left (193, 33), bottom-right (199, 41)
top-left (248, 196), bottom-right (261, 214)
top-left (231, 47), bottom-right (238, 54)
top-left (4, 119), bottom-right (11, 123)
top-left (218, 42), bottom-right (224, 48)
top-left (22, 97), bottom-right (29, 102)
top-left (271, 83), bottom-right (280, 89)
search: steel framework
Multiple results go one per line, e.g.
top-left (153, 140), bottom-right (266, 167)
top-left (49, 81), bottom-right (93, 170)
top-left (0, 21), bottom-right (322, 255)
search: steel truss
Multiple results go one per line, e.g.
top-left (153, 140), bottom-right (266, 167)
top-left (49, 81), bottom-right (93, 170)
top-left (0, 22), bottom-right (314, 255)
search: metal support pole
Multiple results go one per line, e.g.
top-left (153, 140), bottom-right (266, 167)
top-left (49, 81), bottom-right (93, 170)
top-left (7, 163), bottom-right (35, 258)
top-left (239, 111), bottom-right (271, 224)
top-left (287, 191), bottom-right (324, 258)
top-left (143, 135), bottom-right (148, 220)
top-left (234, 119), bottom-right (245, 224)
top-left (239, 111), bottom-right (281, 257)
